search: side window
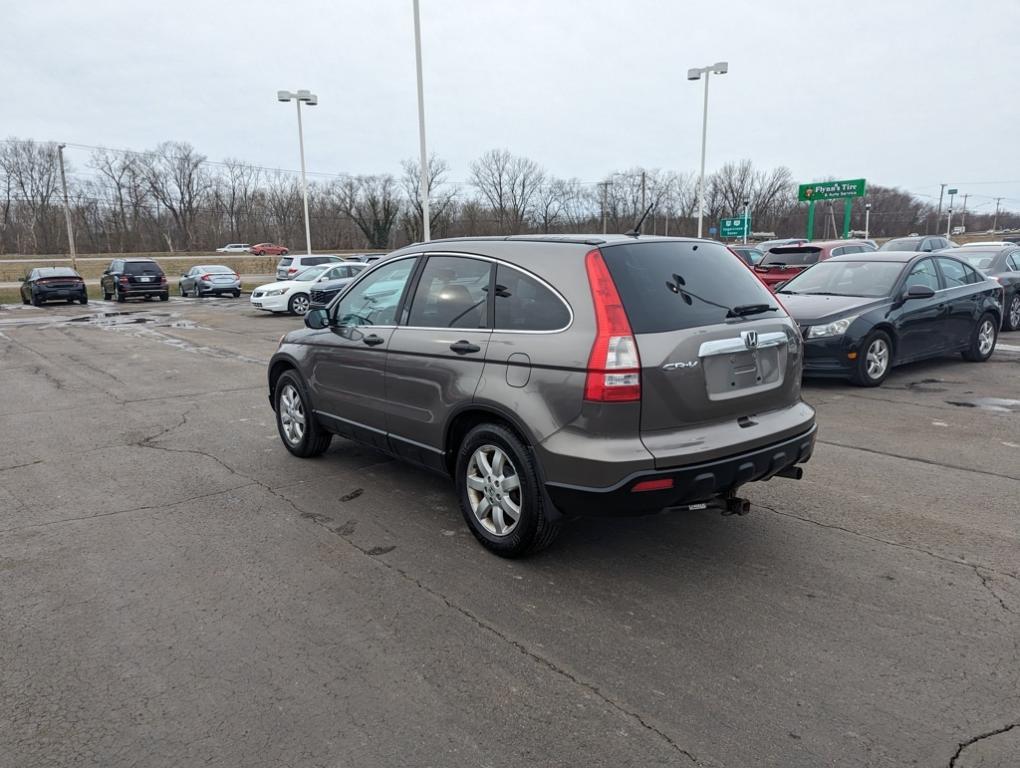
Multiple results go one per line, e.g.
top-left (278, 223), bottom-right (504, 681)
top-left (407, 256), bottom-right (492, 329)
top-left (494, 264), bottom-right (572, 331)
top-left (333, 258), bottom-right (416, 328)
top-left (1007, 253), bottom-right (1020, 271)
top-left (830, 247), bottom-right (845, 258)
top-left (936, 257), bottom-right (968, 288)
top-left (905, 258), bottom-right (940, 291)
top-left (962, 264), bottom-right (981, 284)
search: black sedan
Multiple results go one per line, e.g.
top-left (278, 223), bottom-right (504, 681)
top-left (308, 262), bottom-right (368, 307)
top-left (776, 252), bottom-right (1003, 386)
top-left (941, 245), bottom-right (1020, 330)
top-left (20, 267), bottom-right (88, 306)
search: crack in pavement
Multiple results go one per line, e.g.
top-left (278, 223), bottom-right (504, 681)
top-left (0, 483), bottom-right (257, 535)
top-left (947, 720), bottom-right (1019, 767)
top-left (753, 502), bottom-right (1020, 612)
top-left (134, 413), bottom-right (702, 764)
top-left (818, 439), bottom-right (1020, 483)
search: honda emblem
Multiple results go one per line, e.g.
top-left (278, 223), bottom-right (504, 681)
top-left (741, 330), bottom-right (759, 350)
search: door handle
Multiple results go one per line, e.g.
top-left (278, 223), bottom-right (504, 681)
top-left (449, 340), bottom-right (481, 355)
top-left (362, 334), bottom-right (385, 347)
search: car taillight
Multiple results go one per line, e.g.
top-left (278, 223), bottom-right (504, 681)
top-left (119, 275), bottom-right (129, 283)
top-left (288, 267), bottom-right (298, 274)
top-left (632, 478), bottom-right (674, 492)
top-left (583, 248), bottom-right (640, 402)
top-left (200, 273), bottom-right (212, 281)
top-left (160, 275), bottom-right (167, 284)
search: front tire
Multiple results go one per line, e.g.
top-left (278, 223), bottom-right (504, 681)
top-left (1005, 294), bottom-right (1020, 332)
top-left (962, 313), bottom-right (997, 362)
top-left (850, 330), bottom-right (893, 387)
top-left (455, 423), bottom-right (560, 558)
top-left (288, 293), bottom-right (310, 316)
top-left (274, 371), bottom-right (332, 458)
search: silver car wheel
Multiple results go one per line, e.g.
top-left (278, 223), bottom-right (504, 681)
top-left (1009, 296), bottom-right (1020, 329)
top-left (278, 384), bottom-right (306, 445)
top-left (978, 319), bottom-right (996, 355)
top-left (466, 444), bottom-right (522, 537)
top-left (291, 294), bottom-right (310, 315)
top-left (866, 338), bottom-right (889, 379)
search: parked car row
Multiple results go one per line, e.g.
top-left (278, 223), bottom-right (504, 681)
top-left (216, 242), bottom-right (289, 255)
top-left (251, 262), bottom-right (368, 316)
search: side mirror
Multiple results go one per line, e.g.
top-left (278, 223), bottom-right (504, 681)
top-left (904, 284), bottom-right (935, 301)
top-left (304, 307), bottom-right (330, 330)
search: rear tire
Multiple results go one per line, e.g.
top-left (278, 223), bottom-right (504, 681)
top-left (962, 313), bottom-right (997, 362)
top-left (79, 295), bottom-right (88, 305)
top-left (233, 290), bottom-right (241, 298)
top-left (1005, 294), bottom-right (1020, 332)
top-left (849, 330), bottom-right (893, 387)
top-left (32, 293), bottom-right (43, 307)
top-left (274, 370), bottom-right (332, 458)
top-left (117, 291), bottom-right (126, 303)
top-left (103, 288), bottom-right (112, 300)
top-left (159, 292), bottom-right (169, 302)
top-left (455, 423), bottom-right (560, 558)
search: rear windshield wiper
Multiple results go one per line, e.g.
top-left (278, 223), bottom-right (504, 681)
top-left (727, 304), bottom-right (779, 318)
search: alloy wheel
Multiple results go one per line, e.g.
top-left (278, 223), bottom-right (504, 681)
top-left (291, 294), bottom-right (310, 315)
top-left (866, 338), bottom-right (889, 380)
top-left (465, 444), bottom-right (522, 537)
top-left (978, 319), bottom-right (996, 356)
top-left (1010, 296), bottom-right (1020, 330)
top-left (278, 384), bottom-right (306, 445)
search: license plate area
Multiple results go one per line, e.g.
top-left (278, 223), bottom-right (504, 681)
top-left (699, 332), bottom-right (787, 401)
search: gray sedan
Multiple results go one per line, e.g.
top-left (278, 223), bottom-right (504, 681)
top-left (179, 265), bottom-right (241, 297)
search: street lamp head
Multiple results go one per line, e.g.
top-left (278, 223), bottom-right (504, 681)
top-left (712, 61), bottom-right (729, 75)
top-left (305, 94), bottom-right (318, 106)
top-left (687, 68), bottom-right (702, 81)
top-left (277, 90), bottom-right (294, 102)
top-left (865, 202), bottom-right (872, 210)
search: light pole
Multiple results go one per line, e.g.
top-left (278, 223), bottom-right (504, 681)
top-left (945, 188), bottom-right (956, 238)
top-left (687, 61), bottom-right (728, 239)
top-left (277, 89), bottom-right (318, 256)
top-left (56, 144), bottom-right (77, 271)
top-left (742, 198), bottom-right (750, 244)
top-left (412, 0), bottom-right (430, 242)
top-left (864, 202), bottom-right (871, 239)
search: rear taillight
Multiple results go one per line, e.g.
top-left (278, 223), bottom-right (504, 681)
top-left (200, 273), bottom-right (211, 281)
top-left (583, 249), bottom-right (640, 402)
top-left (119, 275), bottom-right (129, 283)
top-left (288, 267), bottom-right (298, 274)
top-left (632, 478), bottom-right (674, 492)
top-left (160, 275), bottom-right (167, 284)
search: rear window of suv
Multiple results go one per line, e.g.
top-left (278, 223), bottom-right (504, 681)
top-left (760, 247), bottom-right (822, 266)
top-left (278, 258), bottom-right (293, 267)
top-left (124, 261), bottom-right (163, 275)
top-left (601, 241), bottom-right (778, 333)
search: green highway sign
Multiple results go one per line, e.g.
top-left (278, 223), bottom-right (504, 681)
top-left (720, 216), bottom-right (750, 238)
top-left (798, 178), bottom-right (866, 202)
top-left (948, 188), bottom-right (958, 195)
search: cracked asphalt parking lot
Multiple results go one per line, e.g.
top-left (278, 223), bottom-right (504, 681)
top-left (1, 296), bottom-right (1018, 768)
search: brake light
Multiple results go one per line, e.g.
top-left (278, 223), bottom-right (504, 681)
top-left (160, 275), bottom-right (167, 284)
top-left (583, 249), bottom-right (640, 402)
top-left (200, 273), bottom-right (212, 281)
top-left (119, 275), bottom-right (129, 283)
top-left (288, 267), bottom-right (298, 274)
top-left (632, 478), bottom-right (674, 492)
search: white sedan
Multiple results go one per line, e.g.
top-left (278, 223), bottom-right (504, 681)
top-left (216, 243), bottom-right (251, 253)
top-left (250, 264), bottom-right (348, 315)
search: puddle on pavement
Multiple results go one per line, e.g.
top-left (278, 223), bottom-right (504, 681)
top-left (945, 397), bottom-right (1020, 413)
top-left (906, 378), bottom-right (952, 393)
top-left (65, 310), bottom-right (186, 328)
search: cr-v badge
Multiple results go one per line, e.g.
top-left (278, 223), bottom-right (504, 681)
top-left (663, 360), bottom-right (699, 370)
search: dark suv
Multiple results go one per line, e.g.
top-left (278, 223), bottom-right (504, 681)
top-left (101, 259), bottom-right (169, 302)
top-left (267, 236), bottom-right (816, 556)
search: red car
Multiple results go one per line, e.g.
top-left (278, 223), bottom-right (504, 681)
top-left (250, 242), bottom-right (289, 256)
top-left (753, 239), bottom-right (876, 289)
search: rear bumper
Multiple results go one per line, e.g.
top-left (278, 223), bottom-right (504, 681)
top-left (119, 285), bottom-right (166, 296)
top-left (544, 424), bottom-right (817, 516)
top-left (35, 286), bottom-right (87, 300)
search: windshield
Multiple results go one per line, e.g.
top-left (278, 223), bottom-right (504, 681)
top-left (294, 266), bottom-right (328, 281)
top-left (880, 238), bottom-right (920, 251)
top-left (778, 260), bottom-right (905, 297)
top-left (760, 247), bottom-right (821, 266)
top-left (601, 241), bottom-right (780, 333)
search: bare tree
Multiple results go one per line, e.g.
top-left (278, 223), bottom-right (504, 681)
top-left (400, 155), bottom-right (457, 241)
top-left (470, 149), bottom-right (545, 233)
top-left (0, 138), bottom-right (62, 253)
top-left (140, 141), bottom-right (210, 250)
top-left (341, 175), bottom-right (402, 249)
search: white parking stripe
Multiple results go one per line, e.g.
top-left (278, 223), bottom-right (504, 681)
top-left (997, 343), bottom-right (1020, 353)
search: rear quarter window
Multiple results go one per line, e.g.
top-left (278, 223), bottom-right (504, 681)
top-left (278, 257), bottom-right (293, 267)
top-left (494, 264), bottom-right (571, 331)
top-left (601, 241), bottom-right (779, 333)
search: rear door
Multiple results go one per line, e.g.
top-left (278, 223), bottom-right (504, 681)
top-left (304, 256), bottom-right (419, 451)
top-left (600, 241), bottom-right (806, 467)
top-left (936, 256), bottom-right (983, 348)
top-left (385, 254), bottom-right (493, 469)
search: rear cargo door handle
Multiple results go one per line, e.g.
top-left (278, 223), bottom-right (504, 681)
top-left (450, 340), bottom-right (481, 355)
top-left (362, 334), bottom-right (385, 347)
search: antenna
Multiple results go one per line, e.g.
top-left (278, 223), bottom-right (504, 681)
top-left (624, 204), bottom-right (655, 237)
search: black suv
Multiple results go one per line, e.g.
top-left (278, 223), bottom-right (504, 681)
top-left (101, 259), bottom-right (169, 302)
top-left (267, 236), bottom-right (816, 557)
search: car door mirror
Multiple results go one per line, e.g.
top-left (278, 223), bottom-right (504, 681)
top-left (905, 284), bottom-right (935, 300)
top-left (304, 307), bottom-right (330, 330)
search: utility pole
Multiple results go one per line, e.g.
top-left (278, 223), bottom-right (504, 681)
top-left (945, 189), bottom-right (956, 238)
top-left (640, 171), bottom-right (646, 233)
top-left (57, 144), bottom-right (77, 271)
top-left (599, 181), bottom-right (610, 234)
top-left (934, 183), bottom-right (946, 235)
top-left (960, 193), bottom-right (969, 231)
top-left (993, 198), bottom-right (1003, 232)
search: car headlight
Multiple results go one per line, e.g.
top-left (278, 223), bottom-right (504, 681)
top-left (263, 288), bottom-right (286, 296)
top-left (807, 315), bottom-right (859, 339)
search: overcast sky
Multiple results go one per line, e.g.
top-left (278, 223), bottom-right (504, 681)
top-left (8, 0), bottom-right (1020, 210)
